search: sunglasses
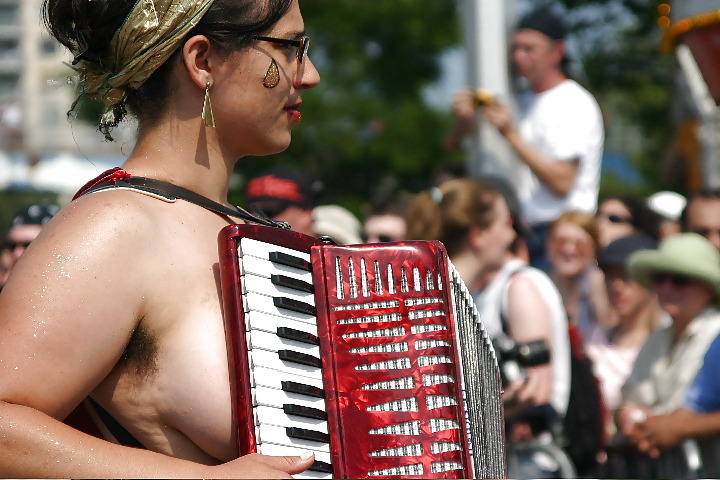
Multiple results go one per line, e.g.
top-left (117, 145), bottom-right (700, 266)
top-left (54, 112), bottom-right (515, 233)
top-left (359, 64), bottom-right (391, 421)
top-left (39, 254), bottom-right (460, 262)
top-left (650, 272), bottom-right (695, 288)
top-left (691, 228), bottom-right (720, 238)
top-left (597, 213), bottom-right (632, 224)
top-left (251, 35), bottom-right (310, 63)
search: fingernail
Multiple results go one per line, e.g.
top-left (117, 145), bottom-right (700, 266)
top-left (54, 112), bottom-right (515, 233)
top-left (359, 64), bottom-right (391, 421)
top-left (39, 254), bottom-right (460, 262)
top-left (300, 451), bottom-right (315, 461)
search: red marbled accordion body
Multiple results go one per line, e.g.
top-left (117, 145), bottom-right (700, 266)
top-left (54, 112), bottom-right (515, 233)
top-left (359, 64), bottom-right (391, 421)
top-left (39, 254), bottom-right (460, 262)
top-left (218, 224), bottom-right (505, 479)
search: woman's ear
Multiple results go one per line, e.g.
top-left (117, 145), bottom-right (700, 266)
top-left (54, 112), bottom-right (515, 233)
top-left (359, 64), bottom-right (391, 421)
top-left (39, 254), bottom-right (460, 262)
top-left (182, 34), bottom-right (213, 89)
top-left (468, 224), bottom-right (485, 251)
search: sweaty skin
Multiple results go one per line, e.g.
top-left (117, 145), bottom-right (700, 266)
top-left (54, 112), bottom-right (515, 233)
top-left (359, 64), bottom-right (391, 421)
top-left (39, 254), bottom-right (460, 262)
top-left (0, 0), bottom-right (322, 476)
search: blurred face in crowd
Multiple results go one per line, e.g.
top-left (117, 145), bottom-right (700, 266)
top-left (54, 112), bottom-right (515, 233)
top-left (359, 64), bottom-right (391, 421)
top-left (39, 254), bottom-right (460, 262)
top-left (547, 221), bottom-right (596, 277)
top-left (595, 198), bottom-right (634, 248)
top-left (603, 265), bottom-right (655, 320)
top-left (511, 29), bottom-right (562, 88)
top-left (275, 206), bottom-right (314, 237)
top-left (363, 214), bottom-right (406, 243)
top-left (684, 197), bottom-right (720, 251)
top-left (4, 224), bottom-right (42, 272)
top-left (476, 196), bottom-right (516, 269)
top-left (650, 272), bottom-right (715, 321)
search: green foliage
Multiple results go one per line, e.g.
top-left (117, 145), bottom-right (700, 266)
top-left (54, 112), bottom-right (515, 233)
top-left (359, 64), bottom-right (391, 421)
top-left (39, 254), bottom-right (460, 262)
top-left (554, 0), bottom-right (678, 194)
top-left (235, 0), bottom-right (462, 216)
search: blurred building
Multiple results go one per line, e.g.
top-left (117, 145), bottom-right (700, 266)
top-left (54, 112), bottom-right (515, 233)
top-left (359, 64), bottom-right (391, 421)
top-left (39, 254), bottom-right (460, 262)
top-left (0, 0), bottom-right (132, 194)
top-left (0, 0), bottom-right (137, 153)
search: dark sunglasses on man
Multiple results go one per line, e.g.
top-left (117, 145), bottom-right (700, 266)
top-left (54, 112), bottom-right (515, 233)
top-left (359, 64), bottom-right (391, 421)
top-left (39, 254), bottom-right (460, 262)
top-left (650, 272), bottom-right (695, 288)
top-left (596, 213), bottom-right (633, 224)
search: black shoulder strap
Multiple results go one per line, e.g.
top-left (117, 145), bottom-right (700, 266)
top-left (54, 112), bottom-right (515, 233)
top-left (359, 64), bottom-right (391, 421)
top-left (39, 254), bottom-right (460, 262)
top-left (84, 176), bottom-right (290, 229)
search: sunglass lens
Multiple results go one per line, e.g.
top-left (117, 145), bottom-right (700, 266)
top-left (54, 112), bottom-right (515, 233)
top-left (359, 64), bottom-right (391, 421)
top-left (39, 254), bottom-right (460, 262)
top-left (651, 273), bottom-right (691, 287)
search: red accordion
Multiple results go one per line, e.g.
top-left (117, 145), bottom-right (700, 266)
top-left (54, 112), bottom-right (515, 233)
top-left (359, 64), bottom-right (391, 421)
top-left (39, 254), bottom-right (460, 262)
top-left (219, 224), bottom-right (505, 479)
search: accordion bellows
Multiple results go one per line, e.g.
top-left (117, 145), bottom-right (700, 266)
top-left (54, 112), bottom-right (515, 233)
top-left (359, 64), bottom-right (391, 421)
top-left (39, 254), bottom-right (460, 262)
top-left (219, 224), bottom-right (506, 479)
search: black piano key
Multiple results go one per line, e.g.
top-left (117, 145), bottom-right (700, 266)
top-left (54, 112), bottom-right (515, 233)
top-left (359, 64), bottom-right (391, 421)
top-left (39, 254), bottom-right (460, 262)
top-left (273, 297), bottom-right (317, 316)
top-left (309, 460), bottom-right (333, 474)
top-left (277, 326), bottom-right (319, 346)
top-left (271, 274), bottom-right (314, 294)
top-left (283, 404), bottom-right (328, 420)
top-left (268, 251), bottom-right (311, 271)
top-left (286, 426), bottom-right (330, 444)
top-left (282, 380), bottom-right (325, 398)
top-left (278, 349), bottom-right (322, 368)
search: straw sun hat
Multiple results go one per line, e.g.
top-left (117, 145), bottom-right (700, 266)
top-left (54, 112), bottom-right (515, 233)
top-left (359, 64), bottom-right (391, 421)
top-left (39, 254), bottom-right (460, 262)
top-left (628, 233), bottom-right (720, 300)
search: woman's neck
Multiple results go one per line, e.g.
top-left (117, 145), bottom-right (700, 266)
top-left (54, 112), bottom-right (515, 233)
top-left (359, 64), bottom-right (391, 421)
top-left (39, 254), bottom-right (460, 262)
top-left (451, 249), bottom-right (497, 292)
top-left (124, 119), bottom-right (235, 205)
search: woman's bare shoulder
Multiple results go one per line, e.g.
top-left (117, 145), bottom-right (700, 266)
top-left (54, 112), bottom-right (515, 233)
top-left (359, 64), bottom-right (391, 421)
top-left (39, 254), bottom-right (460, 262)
top-left (0, 190), bottom-right (174, 417)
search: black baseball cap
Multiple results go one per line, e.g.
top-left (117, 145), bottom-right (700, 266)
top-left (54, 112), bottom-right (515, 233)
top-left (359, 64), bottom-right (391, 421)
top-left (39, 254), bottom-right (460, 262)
top-left (246, 166), bottom-right (322, 218)
top-left (598, 233), bottom-right (657, 269)
top-left (517, 9), bottom-right (568, 41)
top-left (11, 202), bottom-right (60, 227)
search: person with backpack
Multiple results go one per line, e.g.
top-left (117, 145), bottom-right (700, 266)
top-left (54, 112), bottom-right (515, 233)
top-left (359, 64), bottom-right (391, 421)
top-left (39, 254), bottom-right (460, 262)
top-left (405, 176), bottom-right (573, 478)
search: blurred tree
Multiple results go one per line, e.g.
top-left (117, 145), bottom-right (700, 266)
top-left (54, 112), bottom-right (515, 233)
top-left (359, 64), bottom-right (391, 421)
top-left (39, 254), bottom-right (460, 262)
top-left (523, 0), bottom-right (676, 196)
top-left (234, 0), bottom-right (464, 214)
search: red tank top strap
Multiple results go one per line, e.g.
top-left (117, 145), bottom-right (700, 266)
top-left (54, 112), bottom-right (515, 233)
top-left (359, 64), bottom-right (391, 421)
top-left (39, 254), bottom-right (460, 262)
top-left (72, 167), bottom-right (132, 201)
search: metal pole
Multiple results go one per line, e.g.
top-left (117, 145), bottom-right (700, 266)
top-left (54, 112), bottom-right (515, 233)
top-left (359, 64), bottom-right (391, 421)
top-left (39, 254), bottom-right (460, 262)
top-left (461, 0), bottom-right (518, 183)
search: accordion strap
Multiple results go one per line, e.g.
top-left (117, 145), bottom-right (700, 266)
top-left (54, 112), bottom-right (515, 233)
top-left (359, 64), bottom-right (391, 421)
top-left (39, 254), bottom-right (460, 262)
top-left (74, 167), bottom-right (289, 229)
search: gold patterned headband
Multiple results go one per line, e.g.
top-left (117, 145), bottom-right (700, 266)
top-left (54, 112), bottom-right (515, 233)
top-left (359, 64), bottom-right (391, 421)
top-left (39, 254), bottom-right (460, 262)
top-left (71, 0), bottom-right (215, 139)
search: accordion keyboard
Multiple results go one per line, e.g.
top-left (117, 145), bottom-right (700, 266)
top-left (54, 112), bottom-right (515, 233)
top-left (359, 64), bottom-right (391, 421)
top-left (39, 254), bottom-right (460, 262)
top-left (221, 224), bottom-right (505, 479)
top-left (239, 237), bottom-right (333, 479)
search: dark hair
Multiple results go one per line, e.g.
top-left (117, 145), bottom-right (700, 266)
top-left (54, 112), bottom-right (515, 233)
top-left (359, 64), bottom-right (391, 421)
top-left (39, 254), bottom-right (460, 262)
top-left (599, 194), bottom-right (662, 241)
top-left (680, 187), bottom-right (720, 230)
top-left (405, 177), bottom-right (501, 258)
top-left (42, 0), bottom-right (292, 131)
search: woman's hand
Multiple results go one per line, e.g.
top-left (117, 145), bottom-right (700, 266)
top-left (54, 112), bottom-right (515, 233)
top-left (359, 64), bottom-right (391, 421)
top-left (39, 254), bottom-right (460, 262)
top-left (210, 452), bottom-right (316, 479)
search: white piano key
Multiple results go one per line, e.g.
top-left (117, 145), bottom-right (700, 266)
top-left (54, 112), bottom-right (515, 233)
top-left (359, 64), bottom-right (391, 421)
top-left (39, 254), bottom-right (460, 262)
top-left (249, 348), bottom-right (323, 382)
top-left (240, 253), bottom-right (312, 280)
top-left (245, 310), bottom-right (318, 337)
top-left (251, 365), bottom-right (324, 391)
top-left (256, 442), bottom-right (332, 468)
top-left (242, 272), bottom-right (315, 305)
top-left (248, 329), bottom-right (321, 358)
top-left (239, 237), bottom-right (311, 263)
top-left (244, 292), bottom-right (316, 325)
top-left (254, 405), bottom-right (328, 434)
top-left (253, 385), bottom-right (326, 411)
top-left (256, 423), bottom-right (330, 453)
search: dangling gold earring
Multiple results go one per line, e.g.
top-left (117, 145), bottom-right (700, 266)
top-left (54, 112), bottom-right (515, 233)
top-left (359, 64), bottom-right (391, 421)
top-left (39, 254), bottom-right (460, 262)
top-left (202, 81), bottom-right (215, 128)
top-left (263, 59), bottom-right (280, 88)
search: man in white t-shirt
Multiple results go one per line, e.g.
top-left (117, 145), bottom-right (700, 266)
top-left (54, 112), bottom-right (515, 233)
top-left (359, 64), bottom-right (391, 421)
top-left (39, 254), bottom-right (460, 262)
top-left (445, 9), bottom-right (604, 271)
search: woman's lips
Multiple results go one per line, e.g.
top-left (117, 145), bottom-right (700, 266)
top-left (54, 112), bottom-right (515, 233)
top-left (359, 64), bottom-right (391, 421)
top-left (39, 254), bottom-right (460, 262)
top-left (285, 103), bottom-right (302, 122)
